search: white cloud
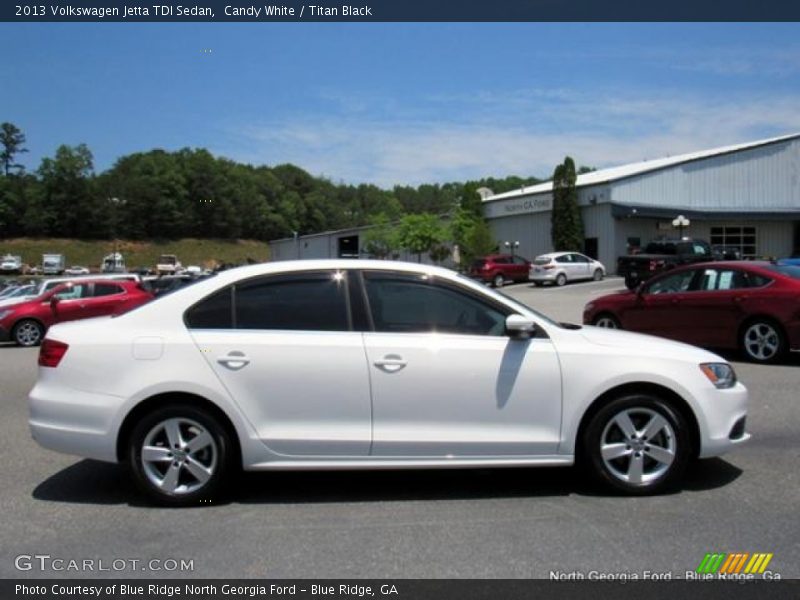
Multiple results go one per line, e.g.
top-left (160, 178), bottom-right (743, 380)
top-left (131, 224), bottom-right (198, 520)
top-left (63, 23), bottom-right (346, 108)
top-left (222, 88), bottom-right (800, 187)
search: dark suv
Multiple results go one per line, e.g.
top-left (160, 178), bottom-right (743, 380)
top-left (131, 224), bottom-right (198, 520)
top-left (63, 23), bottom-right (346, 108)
top-left (469, 254), bottom-right (531, 287)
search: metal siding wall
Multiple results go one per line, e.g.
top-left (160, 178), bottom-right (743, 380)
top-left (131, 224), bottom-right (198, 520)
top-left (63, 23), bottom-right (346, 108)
top-left (489, 213), bottom-right (552, 261)
top-left (611, 138), bottom-right (800, 210)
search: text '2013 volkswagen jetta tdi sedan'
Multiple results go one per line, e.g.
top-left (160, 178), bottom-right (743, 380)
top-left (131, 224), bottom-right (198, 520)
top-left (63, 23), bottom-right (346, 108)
top-left (29, 260), bottom-right (749, 505)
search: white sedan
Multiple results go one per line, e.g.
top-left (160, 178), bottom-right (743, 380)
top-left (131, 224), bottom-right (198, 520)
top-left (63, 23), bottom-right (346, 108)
top-left (64, 266), bottom-right (91, 276)
top-left (29, 260), bottom-right (748, 505)
top-left (530, 252), bottom-right (606, 286)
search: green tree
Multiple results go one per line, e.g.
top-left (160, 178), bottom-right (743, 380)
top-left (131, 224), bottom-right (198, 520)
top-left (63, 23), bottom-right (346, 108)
top-left (551, 156), bottom-right (584, 251)
top-left (0, 122), bottom-right (28, 176)
top-left (396, 213), bottom-right (446, 262)
top-left (362, 213), bottom-right (399, 259)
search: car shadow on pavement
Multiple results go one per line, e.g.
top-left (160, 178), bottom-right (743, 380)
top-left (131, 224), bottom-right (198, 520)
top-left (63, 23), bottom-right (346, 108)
top-left (32, 457), bottom-right (742, 506)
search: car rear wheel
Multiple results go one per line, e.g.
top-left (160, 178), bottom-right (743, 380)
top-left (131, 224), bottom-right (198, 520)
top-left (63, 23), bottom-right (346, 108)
top-left (583, 395), bottom-right (689, 495)
top-left (492, 274), bottom-right (504, 288)
top-left (128, 405), bottom-right (234, 506)
top-left (740, 320), bottom-right (785, 364)
top-left (593, 269), bottom-right (604, 281)
top-left (593, 314), bottom-right (621, 329)
top-left (13, 319), bottom-right (44, 347)
top-left (555, 273), bottom-right (567, 287)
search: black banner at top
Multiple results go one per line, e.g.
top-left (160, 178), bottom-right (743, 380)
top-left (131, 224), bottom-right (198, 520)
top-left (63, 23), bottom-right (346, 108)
top-left (3, 0), bottom-right (800, 22)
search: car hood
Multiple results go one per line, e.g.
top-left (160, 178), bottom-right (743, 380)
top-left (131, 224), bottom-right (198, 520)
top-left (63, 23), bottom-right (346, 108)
top-left (578, 324), bottom-right (722, 361)
top-left (0, 296), bottom-right (34, 308)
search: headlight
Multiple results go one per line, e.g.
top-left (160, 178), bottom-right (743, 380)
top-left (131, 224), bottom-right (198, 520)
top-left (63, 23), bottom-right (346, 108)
top-left (700, 363), bottom-right (737, 389)
top-left (0, 309), bottom-right (14, 320)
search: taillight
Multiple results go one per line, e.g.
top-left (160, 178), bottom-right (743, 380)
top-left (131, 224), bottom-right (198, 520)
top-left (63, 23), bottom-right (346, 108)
top-left (39, 339), bottom-right (69, 368)
top-left (543, 264), bottom-right (555, 270)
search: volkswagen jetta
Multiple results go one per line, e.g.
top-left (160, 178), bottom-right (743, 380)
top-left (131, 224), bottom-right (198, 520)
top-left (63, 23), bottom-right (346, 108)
top-left (29, 260), bottom-right (749, 505)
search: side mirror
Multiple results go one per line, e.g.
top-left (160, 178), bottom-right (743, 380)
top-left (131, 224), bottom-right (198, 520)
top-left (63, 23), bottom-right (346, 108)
top-left (636, 282), bottom-right (646, 297)
top-left (506, 314), bottom-right (536, 339)
top-left (49, 296), bottom-right (61, 312)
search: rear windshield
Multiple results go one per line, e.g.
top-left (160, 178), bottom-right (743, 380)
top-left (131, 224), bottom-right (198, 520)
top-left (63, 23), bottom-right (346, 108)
top-left (533, 257), bottom-right (552, 265)
top-left (764, 265), bottom-right (800, 280)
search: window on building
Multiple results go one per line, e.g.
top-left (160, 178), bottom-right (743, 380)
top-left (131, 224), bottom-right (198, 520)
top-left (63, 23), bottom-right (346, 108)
top-left (710, 227), bottom-right (757, 258)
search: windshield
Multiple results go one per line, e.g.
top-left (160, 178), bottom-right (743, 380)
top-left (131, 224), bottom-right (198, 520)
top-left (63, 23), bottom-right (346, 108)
top-left (764, 265), bottom-right (800, 280)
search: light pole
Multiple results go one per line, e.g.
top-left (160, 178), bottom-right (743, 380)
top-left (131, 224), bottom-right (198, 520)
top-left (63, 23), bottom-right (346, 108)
top-left (504, 240), bottom-right (520, 257)
top-left (672, 215), bottom-right (690, 239)
top-left (108, 197), bottom-right (126, 271)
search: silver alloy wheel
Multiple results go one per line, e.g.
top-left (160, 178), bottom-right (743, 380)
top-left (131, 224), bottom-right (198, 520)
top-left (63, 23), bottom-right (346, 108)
top-left (556, 273), bottom-right (567, 286)
top-left (15, 321), bottom-right (42, 346)
top-left (743, 322), bottom-right (780, 362)
top-left (493, 274), bottom-right (504, 288)
top-left (600, 408), bottom-right (676, 485)
top-left (595, 316), bottom-right (618, 329)
top-left (141, 417), bottom-right (218, 495)
top-left (593, 269), bottom-right (603, 281)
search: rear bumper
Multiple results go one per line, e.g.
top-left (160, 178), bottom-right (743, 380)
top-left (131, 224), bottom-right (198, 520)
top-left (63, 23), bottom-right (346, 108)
top-left (530, 271), bottom-right (558, 282)
top-left (29, 380), bottom-right (122, 463)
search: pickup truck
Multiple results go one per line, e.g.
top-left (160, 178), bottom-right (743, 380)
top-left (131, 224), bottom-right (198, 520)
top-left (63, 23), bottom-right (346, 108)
top-left (617, 239), bottom-right (713, 290)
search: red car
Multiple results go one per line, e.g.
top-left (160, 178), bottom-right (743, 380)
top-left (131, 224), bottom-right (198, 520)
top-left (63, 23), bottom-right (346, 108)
top-left (0, 279), bottom-right (153, 347)
top-left (469, 254), bottom-right (531, 287)
top-left (583, 261), bottom-right (800, 363)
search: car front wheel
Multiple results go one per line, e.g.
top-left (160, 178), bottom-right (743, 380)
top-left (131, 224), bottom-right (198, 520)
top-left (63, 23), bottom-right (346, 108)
top-left (583, 395), bottom-right (690, 495)
top-left (593, 268), bottom-right (604, 281)
top-left (593, 314), bottom-right (620, 329)
top-left (555, 273), bottom-right (567, 286)
top-left (128, 404), bottom-right (234, 506)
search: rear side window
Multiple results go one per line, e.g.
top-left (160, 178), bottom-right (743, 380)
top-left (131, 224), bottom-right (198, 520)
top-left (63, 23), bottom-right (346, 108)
top-left (93, 283), bottom-right (124, 297)
top-left (235, 272), bottom-right (349, 331)
top-left (185, 287), bottom-right (233, 329)
top-left (184, 271), bottom-right (349, 331)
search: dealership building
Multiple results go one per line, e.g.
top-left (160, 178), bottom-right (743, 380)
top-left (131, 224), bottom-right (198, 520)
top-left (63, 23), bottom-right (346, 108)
top-left (269, 133), bottom-right (800, 269)
top-left (484, 132), bottom-right (800, 270)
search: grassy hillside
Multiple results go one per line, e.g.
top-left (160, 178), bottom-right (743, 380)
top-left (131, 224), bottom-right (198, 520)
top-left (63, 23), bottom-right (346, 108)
top-left (0, 238), bottom-right (270, 271)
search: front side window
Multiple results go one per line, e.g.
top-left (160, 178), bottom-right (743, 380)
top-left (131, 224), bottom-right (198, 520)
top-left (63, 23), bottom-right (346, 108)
top-left (55, 283), bottom-right (90, 300)
top-left (646, 270), bottom-right (697, 295)
top-left (363, 272), bottom-right (508, 336)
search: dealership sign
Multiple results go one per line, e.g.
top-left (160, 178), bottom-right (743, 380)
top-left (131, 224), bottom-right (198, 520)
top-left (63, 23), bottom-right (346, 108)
top-left (484, 194), bottom-right (553, 218)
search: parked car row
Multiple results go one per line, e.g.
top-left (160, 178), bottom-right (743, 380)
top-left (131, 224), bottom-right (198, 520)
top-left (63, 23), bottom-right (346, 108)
top-left (584, 261), bottom-right (800, 364)
top-left (469, 252), bottom-right (606, 288)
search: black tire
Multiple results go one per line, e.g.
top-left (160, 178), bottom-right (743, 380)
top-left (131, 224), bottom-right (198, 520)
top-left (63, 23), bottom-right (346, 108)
top-left (12, 319), bottom-right (45, 347)
top-left (592, 313), bottom-right (621, 329)
top-left (739, 319), bottom-right (786, 364)
top-left (555, 273), bottom-right (567, 287)
top-left (533, 281), bottom-right (544, 287)
top-left (593, 269), bottom-right (604, 281)
top-left (582, 394), bottom-right (690, 495)
top-left (492, 273), bottom-right (504, 288)
top-left (624, 276), bottom-right (640, 291)
top-left (128, 404), bottom-right (235, 506)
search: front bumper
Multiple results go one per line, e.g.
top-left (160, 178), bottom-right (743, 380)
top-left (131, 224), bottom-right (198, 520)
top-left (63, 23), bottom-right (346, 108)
top-left (29, 379), bottom-right (122, 463)
top-left (0, 325), bottom-right (9, 342)
top-left (697, 382), bottom-right (750, 459)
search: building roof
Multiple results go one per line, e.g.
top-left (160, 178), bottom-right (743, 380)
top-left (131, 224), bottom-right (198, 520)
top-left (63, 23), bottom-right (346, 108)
top-left (484, 132), bottom-right (800, 202)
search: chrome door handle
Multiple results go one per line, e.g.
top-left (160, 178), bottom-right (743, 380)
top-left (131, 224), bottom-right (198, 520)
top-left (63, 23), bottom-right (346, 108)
top-left (217, 351), bottom-right (250, 370)
top-left (374, 355), bottom-right (407, 373)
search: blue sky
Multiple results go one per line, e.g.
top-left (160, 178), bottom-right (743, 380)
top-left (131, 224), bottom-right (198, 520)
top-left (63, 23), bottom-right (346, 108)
top-left (4, 23), bottom-right (800, 186)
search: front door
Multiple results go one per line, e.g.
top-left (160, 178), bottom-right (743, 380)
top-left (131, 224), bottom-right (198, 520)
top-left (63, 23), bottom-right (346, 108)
top-left (360, 271), bottom-right (562, 457)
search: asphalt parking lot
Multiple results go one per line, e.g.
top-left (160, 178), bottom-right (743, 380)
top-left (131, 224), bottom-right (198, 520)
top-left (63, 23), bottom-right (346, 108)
top-left (0, 277), bottom-right (798, 579)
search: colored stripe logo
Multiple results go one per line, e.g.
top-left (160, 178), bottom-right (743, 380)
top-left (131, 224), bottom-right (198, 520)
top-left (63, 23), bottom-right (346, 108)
top-left (696, 553), bottom-right (773, 574)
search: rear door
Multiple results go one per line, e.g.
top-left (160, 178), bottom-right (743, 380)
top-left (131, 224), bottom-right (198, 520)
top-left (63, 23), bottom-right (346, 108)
top-left (187, 271), bottom-right (372, 456)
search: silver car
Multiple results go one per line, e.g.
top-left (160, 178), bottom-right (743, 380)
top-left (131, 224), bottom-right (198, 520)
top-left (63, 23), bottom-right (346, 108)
top-left (530, 252), bottom-right (606, 287)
